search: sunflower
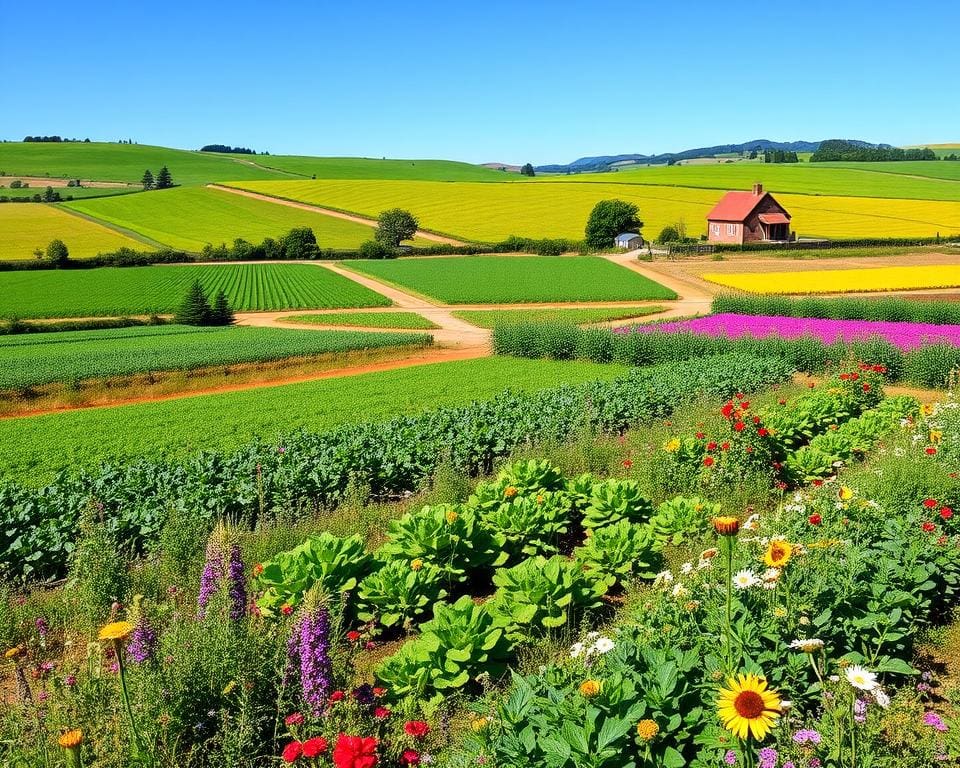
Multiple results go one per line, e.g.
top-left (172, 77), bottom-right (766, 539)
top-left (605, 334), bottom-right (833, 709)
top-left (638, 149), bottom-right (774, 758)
top-left (717, 673), bottom-right (782, 741)
top-left (712, 516), bottom-right (741, 536)
top-left (58, 729), bottom-right (84, 749)
top-left (98, 621), bottom-right (134, 642)
top-left (762, 540), bottom-right (793, 568)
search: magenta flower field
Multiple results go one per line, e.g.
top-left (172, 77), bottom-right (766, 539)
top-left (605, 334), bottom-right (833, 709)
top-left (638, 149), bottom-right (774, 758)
top-left (619, 313), bottom-right (960, 350)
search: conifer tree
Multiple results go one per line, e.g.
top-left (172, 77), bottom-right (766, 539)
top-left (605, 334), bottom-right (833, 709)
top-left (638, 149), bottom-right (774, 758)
top-left (210, 290), bottom-right (235, 326)
top-left (141, 169), bottom-right (154, 190)
top-left (174, 280), bottom-right (212, 325)
top-left (155, 165), bottom-right (173, 189)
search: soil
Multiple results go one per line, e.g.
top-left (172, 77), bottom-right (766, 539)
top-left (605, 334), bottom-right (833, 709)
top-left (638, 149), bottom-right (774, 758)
top-left (0, 175), bottom-right (134, 189)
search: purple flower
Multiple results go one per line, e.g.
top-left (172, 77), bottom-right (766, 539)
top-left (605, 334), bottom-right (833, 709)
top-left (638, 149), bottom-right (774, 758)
top-left (35, 617), bottom-right (49, 639)
top-left (784, 763), bottom-right (795, 768)
top-left (758, 746), bottom-right (778, 768)
top-left (127, 618), bottom-right (157, 664)
top-left (285, 603), bottom-right (333, 716)
top-left (197, 532), bottom-right (225, 619)
top-left (724, 750), bottom-right (737, 765)
top-left (226, 543), bottom-right (247, 621)
top-left (793, 729), bottom-right (822, 745)
top-left (854, 698), bottom-right (867, 723)
top-left (64, 674), bottom-right (77, 687)
top-left (352, 683), bottom-right (375, 706)
top-left (924, 711), bottom-right (949, 732)
top-left (809, 761), bottom-right (821, 768)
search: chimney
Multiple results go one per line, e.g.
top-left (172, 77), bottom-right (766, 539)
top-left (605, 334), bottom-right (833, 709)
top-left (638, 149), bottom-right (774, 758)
top-left (753, 182), bottom-right (763, 196)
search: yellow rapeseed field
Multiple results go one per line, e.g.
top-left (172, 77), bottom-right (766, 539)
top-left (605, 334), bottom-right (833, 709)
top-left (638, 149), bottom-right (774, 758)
top-left (703, 265), bottom-right (960, 294)
top-left (227, 179), bottom-right (960, 242)
top-left (0, 205), bottom-right (146, 260)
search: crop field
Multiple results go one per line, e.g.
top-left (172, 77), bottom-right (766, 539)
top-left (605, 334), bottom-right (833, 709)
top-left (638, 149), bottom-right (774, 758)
top-left (703, 264), bottom-right (960, 294)
top-left (452, 306), bottom-right (667, 328)
top-left (64, 187), bottom-right (400, 251)
top-left (0, 185), bottom-right (137, 200)
top-left (0, 204), bottom-right (147, 260)
top-left (0, 357), bottom-right (627, 481)
top-left (0, 325), bottom-right (431, 390)
top-left (228, 179), bottom-right (960, 240)
top-left (284, 311), bottom-right (438, 329)
top-left (345, 256), bottom-right (677, 303)
top-left (245, 155), bottom-right (512, 181)
top-left (0, 263), bottom-right (390, 319)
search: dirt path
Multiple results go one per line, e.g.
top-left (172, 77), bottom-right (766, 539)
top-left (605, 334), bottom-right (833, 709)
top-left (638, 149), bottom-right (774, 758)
top-left (599, 250), bottom-right (714, 318)
top-left (207, 184), bottom-right (467, 246)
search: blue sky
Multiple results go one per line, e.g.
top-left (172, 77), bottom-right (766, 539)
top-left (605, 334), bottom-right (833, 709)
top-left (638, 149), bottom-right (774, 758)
top-left (3, 0), bottom-right (958, 164)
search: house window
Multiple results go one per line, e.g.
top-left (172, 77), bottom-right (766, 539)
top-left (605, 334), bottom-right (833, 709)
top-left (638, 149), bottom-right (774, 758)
top-left (726, 223), bottom-right (737, 236)
top-left (711, 224), bottom-right (720, 235)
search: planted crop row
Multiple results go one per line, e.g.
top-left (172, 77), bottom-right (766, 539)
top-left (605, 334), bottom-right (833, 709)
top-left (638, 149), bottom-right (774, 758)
top-left (493, 321), bottom-right (960, 388)
top-left (0, 325), bottom-right (432, 390)
top-left (0, 352), bottom-right (795, 582)
top-left (712, 293), bottom-right (960, 325)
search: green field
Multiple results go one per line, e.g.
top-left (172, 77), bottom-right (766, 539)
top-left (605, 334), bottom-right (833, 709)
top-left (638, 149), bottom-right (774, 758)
top-left (0, 186), bottom-right (138, 200)
top-left (452, 306), bottom-right (667, 328)
top-left (0, 325), bottom-right (431, 390)
top-left (344, 256), bottom-right (676, 303)
top-left (243, 155), bottom-right (512, 181)
top-left (64, 186), bottom-right (410, 251)
top-left (284, 311), bottom-right (438, 329)
top-left (0, 357), bottom-right (627, 481)
top-left (0, 263), bottom-right (390, 319)
top-left (0, 204), bottom-right (148, 260)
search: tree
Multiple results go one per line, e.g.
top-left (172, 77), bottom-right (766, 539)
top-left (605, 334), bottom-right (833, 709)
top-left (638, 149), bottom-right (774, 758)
top-left (375, 209), bottom-right (419, 248)
top-left (584, 200), bottom-right (642, 249)
top-left (174, 280), bottom-right (212, 326)
top-left (155, 165), bottom-right (173, 189)
top-left (141, 169), bottom-right (155, 190)
top-left (359, 239), bottom-right (395, 259)
top-left (520, 163), bottom-right (536, 177)
top-left (657, 225), bottom-right (680, 243)
top-left (209, 290), bottom-right (236, 325)
top-left (280, 227), bottom-right (321, 259)
top-left (45, 239), bottom-right (69, 266)
top-left (42, 186), bottom-right (61, 202)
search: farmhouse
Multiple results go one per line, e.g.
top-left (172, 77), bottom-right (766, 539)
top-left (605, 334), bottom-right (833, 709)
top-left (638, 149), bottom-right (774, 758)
top-left (614, 232), bottom-right (643, 249)
top-left (706, 183), bottom-right (793, 245)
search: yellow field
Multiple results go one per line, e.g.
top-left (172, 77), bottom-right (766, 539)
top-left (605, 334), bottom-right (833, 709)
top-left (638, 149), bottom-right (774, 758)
top-left (226, 179), bottom-right (960, 241)
top-left (0, 205), bottom-right (147, 260)
top-left (703, 265), bottom-right (960, 295)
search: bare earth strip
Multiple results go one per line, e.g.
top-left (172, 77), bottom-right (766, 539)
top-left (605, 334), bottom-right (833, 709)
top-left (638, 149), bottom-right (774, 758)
top-left (207, 184), bottom-right (467, 246)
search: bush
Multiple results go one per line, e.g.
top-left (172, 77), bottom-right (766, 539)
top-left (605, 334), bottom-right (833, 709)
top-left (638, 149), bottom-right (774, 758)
top-left (358, 239), bottom-right (396, 259)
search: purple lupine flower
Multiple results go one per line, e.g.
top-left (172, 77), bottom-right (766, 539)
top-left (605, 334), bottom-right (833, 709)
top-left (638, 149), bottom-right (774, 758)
top-left (924, 711), bottom-right (949, 732)
top-left (127, 618), bottom-right (157, 664)
top-left (854, 698), bottom-right (867, 723)
top-left (226, 543), bottom-right (247, 621)
top-left (793, 729), bottom-right (822, 745)
top-left (286, 603), bottom-right (333, 716)
top-left (197, 531), bottom-right (225, 619)
top-left (35, 617), bottom-right (49, 639)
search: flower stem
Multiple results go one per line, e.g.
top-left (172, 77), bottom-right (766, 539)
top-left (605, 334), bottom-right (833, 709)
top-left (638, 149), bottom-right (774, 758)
top-left (114, 639), bottom-right (146, 758)
top-left (723, 535), bottom-right (734, 673)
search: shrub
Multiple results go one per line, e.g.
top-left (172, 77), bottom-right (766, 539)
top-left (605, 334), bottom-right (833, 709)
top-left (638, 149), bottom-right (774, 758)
top-left (358, 239), bottom-right (396, 259)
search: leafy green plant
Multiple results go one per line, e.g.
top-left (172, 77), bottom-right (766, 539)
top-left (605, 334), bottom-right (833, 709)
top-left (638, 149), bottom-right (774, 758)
top-left (254, 532), bottom-right (372, 615)
top-left (356, 557), bottom-right (447, 631)
top-left (480, 492), bottom-right (573, 562)
top-left (573, 520), bottom-right (662, 589)
top-left (649, 496), bottom-right (719, 546)
top-left (582, 479), bottom-right (654, 530)
top-left (487, 556), bottom-right (607, 642)
top-left (376, 595), bottom-right (513, 703)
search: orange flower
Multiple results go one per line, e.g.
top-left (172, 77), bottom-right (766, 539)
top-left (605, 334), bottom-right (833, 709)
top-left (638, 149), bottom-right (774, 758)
top-left (712, 517), bottom-right (741, 536)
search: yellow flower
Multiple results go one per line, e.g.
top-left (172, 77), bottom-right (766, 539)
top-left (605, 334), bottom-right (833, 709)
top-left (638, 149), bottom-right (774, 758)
top-left (4, 646), bottom-right (24, 660)
top-left (58, 729), bottom-right (84, 749)
top-left (579, 679), bottom-right (602, 697)
top-left (445, 509), bottom-right (459, 524)
top-left (717, 673), bottom-right (782, 741)
top-left (471, 716), bottom-right (491, 732)
top-left (664, 438), bottom-right (681, 453)
top-left (922, 403), bottom-right (935, 416)
top-left (98, 621), bottom-right (134, 642)
top-left (410, 558), bottom-right (424, 571)
top-left (773, 607), bottom-right (787, 618)
top-left (504, 486), bottom-right (518, 498)
top-left (636, 719), bottom-right (659, 741)
top-left (762, 540), bottom-right (793, 569)
top-left (712, 516), bottom-right (741, 537)
top-left (838, 486), bottom-right (854, 501)
top-left (931, 430), bottom-right (943, 444)
top-left (535, 494), bottom-right (545, 505)
top-left (222, 680), bottom-right (237, 696)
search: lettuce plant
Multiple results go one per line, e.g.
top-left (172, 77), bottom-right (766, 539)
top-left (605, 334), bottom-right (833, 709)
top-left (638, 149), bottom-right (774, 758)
top-left (649, 495), bottom-right (720, 546)
top-left (582, 479), bottom-right (654, 530)
top-left (479, 492), bottom-right (573, 562)
top-left (356, 558), bottom-right (447, 631)
top-left (573, 520), bottom-right (662, 589)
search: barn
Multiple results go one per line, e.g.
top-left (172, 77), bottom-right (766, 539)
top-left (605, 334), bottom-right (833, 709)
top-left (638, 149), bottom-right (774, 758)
top-left (706, 184), bottom-right (793, 245)
top-left (614, 232), bottom-right (643, 250)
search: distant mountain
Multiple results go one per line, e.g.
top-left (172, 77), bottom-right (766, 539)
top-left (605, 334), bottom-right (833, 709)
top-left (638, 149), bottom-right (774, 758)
top-left (535, 139), bottom-right (893, 174)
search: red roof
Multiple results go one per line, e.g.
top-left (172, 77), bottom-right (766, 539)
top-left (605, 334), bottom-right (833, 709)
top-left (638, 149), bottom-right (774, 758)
top-left (758, 212), bottom-right (790, 225)
top-left (706, 191), bottom-right (768, 222)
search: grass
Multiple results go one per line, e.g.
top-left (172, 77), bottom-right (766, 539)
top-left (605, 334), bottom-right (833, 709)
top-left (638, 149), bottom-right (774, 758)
top-left (0, 357), bottom-right (628, 482)
top-left (0, 204), bottom-right (147, 260)
top-left (283, 311), bottom-right (438, 329)
top-left (0, 186), bottom-right (138, 200)
top-left (64, 187), bottom-right (416, 251)
top-left (702, 264), bottom-right (960, 294)
top-left (344, 256), bottom-right (676, 304)
top-left (227, 179), bottom-right (960, 241)
top-left (0, 325), bottom-right (432, 390)
top-left (242, 156), bottom-right (512, 181)
top-left (0, 263), bottom-right (391, 319)
top-left (452, 306), bottom-right (667, 328)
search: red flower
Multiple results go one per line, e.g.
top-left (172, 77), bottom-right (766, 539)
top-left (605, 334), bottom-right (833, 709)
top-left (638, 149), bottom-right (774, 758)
top-left (757, 428), bottom-right (769, 437)
top-left (374, 706), bottom-right (390, 720)
top-left (332, 734), bottom-right (378, 768)
top-left (721, 402), bottom-right (735, 419)
top-left (809, 513), bottom-right (822, 526)
top-left (809, 382), bottom-right (816, 388)
top-left (703, 456), bottom-right (715, 467)
top-left (923, 498), bottom-right (939, 509)
top-left (942, 507), bottom-right (954, 520)
top-left (253, 563), bottom-right (264, 577)
top-left (373, 686), bottom-right (387, 697)
top-left (330, 690), bottom-right (345, 702)
top-left (401, 750), bottom-right (420, 766)
top-left (622, 458), bottom-right (633, 469)
top-left (812, 479), bottom-right (824, 487)
top-left (741, 401), bottom-right (750, 410)
top-left (735, 392), bottom-right (745, 400)
top-left (778, 398), bottom-right (787, 406)
top-left (926, 446), bottom-right (938, 456)
top-left (707, 441), bottom-right (718, 451)
top-left (752, 416), bottom-right (761, 425)
top-left (745, 446), bottom-right (754, 454)
top-left (282, 741), bottom-right (303, 763)
top-left (285, 712), bottom-right (305, 727)
top-left (721, 442), bottom-right (730, 451)
top-left (851, 372), bottom-right (860, 381)
top-left (733, 422), bottom-right (745, 432)
top-left (874, 364), bottom-right (887, 373)
top-left (346, 631), bottom-right (362, 642)
top-left (404, 721), bottom-right (430, 738)
top-left (696, 432), bottom-right (705, 440)
top-left (923, 521), bottom-right (937, 533)
top-left (840, 373), bottom-right (850, 381)
top-left (281, 604), bottom-right (293, 616)
top-left (862, 383), bottom-right (871, 392)
top-left (775, 481), bottom-right (788, 490)
top-left (303, 737), bottom-right (329, 758)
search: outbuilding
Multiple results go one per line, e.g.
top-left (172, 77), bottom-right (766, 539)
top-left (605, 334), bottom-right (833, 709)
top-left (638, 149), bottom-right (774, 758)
top-left (614, 232), bottom-right (643, 250)
top-left (706, 184), bottom-right (793, 245)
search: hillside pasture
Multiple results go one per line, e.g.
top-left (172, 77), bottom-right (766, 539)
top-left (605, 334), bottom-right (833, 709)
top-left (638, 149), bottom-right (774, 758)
top-left (0, 325), bottom-right (431, 390)
top-left (0, 357), bottom-right (627, 482)
top-left (227, 179), bottom-right (960, 240)
top-left (63, 186), bottom-right (413, 251)
top-left (0, 204), bottom-right (148, 260)
top-left (245, 155), bottom-right (512, 181)
top-left (0, 263), bottom-right (391, 319)
top-left (344, 256), bottom-right (676, 303)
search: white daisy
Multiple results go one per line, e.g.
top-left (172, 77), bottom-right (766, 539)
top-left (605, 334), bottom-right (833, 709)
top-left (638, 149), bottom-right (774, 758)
top-left (593, 637), bottom-right (615, 654)
top-left (845, 664), bottom-right (878, 691)
top-left (743, 513), bottom-right (761, 531)
top-left (653, 570), bottom-right (674, 587)
top-left (680, 562), bottom-right (693, 575)
top-left (790, 638), bottom-right (824, 653)
top-left (570, 642), bottom-right (585, 658)
top-left (732, 569), bottom-right (759, 590)
top-left (672, 583), bottom-right (690, 599)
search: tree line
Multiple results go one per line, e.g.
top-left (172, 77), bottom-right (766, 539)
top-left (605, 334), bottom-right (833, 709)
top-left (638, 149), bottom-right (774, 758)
top-left (22, 136), bottom-right (91, 143)
top-left (199, 145), bottom-right (257, 154)
top-left (811, 140), bottom-right (938, 162)
top-left (763, 150), bottom-right (799, 163)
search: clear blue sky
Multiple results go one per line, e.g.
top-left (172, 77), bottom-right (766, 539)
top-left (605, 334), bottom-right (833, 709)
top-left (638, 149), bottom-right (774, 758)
top-left (3, 0), bottom-right (958, 164)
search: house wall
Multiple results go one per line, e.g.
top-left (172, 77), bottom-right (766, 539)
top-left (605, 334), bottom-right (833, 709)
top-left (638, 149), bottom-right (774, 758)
top-left (707, 195), bottom-right (791, 244)
top-left (707, 220), bottom-right (744, 244)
